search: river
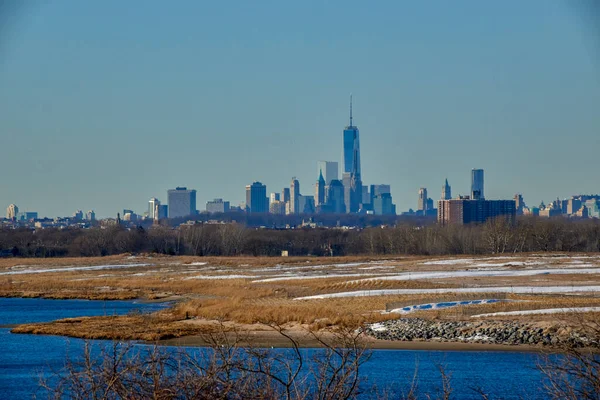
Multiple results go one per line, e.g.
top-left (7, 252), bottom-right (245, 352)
top-left (0, 297), bottom-right (548, 399)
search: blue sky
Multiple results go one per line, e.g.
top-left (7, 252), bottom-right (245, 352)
top-left (1, 1), bottom-right (599, 217)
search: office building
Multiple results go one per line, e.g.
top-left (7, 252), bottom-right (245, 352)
top-left (317, 161), bottom-right (339, 184)
top-left (315, 170), bottom-right (326, 207)
top-left (269, 200), bottom-right (286, 215)
top-left (442, 179), bottom-right (451, 200)
top-left (372, 193), bottom-right (396, 216)
top-left (245, 181), bottom-right (268, 213)
top-left (86, 210), bottom-right (96, 221)
top-left (471, 169), bottom-right (484, 200)
top-left (6, 204), bottom-right (18, 220)
top-left (418, 188), bottom-right (428, 212)
top-left (325, 179), bottom-right (346, 214)
top-left (298, 195), bottom-right (315, 214)
top-left (437, 197), bottom-right (516, 225)
top-left (362, 185), bottom-right (370, 205)
top-left (584, 199), bottom-right (599, 218)
top-left (206, 198), bottom-right (230, 214)
top-left (73, 210), bottom-right (84, 220)
top-left (270, 192), bottom-right (280, 204)
top-left (157, 205), bottom-right (168, 220)
top-left (148, 198), bottom-right (160, 220)
top-left (514, 194), bottom-right (525, 215)
top-left (342, 96), bottom-right (362, 213)
top-left (168, 187), bottom-right (197, 218)
top-left (17, 211), bottom-right (38, 221)
top-left (290, 177), bottom-right (300, 214)
top-left (566, 198), bottom-right (582, 215)
top-left (281, 188), bottom-right (290, 204)
top-left (369, 184), bottom-right (391, 205)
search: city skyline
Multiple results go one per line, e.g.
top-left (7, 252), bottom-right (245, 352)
top-left (1, 2), bottom-right (599, 217)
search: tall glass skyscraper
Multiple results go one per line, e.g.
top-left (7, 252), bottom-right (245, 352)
top-left (343, 96), bottom-right (361, 178)
top-left (471, 169), bottom-right (484, 200)
top-left (342, 96), bottom-right (362, 213)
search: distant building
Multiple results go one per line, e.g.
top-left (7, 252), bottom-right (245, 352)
top-left (471, 169), bottom-right (484, 200)
top-left (269, 192), bottom-right (280, 204)
top-left (514, 194), bottom-right (525, 215)
top-left (437, 197), bottom-right (516, 225)
top-left (317, 161), bottom-right (339, 185)
top-left (73, 210), bottom-right (84, 221)
top-left (298, 195), bottom-right (315, 214)
top-left (566, 198), bottom-right (582, 215)
top-left (245, 182), bottom-right (268, 213)
top-left (325, 179), bottom-right (346, 214)
top-left (168, 187), bottom-right (197, 218)
top-left (417, 188), bottom-right (428, 212)
top-left (442, 179), bottom-right (451, 200)
top-left (342, 96), bottom-right (362, 214)
top-left (315, 170), bottom-right (326, 207)
top-left (290, 177), bottom-right (300, 214)
top-left (585, 199), bottom-right (600, 218)
top-left (148, 198), bottom-right (160, 220)
top-left (269, 200), bottom-right (286, 215)
top-left (362, 185), bottom-right (370, 205)
top-left (86, 210), bottom-right (96, 221)
top-left (17, 211), bottom-right (38, 221)
top-left (426, 198), bottom-right (434, 213)
top-left (369, 184), bottom-right (391, 205)
top-left (157, 205), bottom-right (168, 220)
top-left (372, 193), bottom-right (396, 215)
top-left (6, 204), bottom-right (18, 220)
top-left (206, 198), bottom-right (230, 214)
top-left (281, 188), bottom-right (290, 204)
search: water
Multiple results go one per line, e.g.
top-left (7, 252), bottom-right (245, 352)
top-left (0, 298), bottom-right (547, 399)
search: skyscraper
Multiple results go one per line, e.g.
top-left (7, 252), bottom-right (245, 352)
top-left (168, 187), bottom-right (197, 218)
top-left (342, 96), bottom-right (362, 213)
top-left (6, 204), bottom-right (18, 220)
top-left (245, 182), bottom-right (268, 213)
top-left (206, 198), bottom-right (230, 214)
top-left (315, 170), bottom-right (326, 207)
top-left (281, 188), bottom-right (290, 204)
top-left (148, 198), bottom-right (160, 220)
top-left (471, 169), bottom-right (484, 200)
top-left (442, 179), bottom-right (451, 200)
top-left (317, 161), bottom-right (339, 185)
top-left (290, 177), bottom-right (300, 214)
top-left (418, 188), bottom-right (428, 212)
top-left (326, 180), bottom-right (346, 214)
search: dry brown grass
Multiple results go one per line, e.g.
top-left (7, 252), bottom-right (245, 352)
top-left (5, 253), bottom-right (600, 341)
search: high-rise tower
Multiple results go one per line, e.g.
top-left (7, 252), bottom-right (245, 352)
top-left (315, 169), bottom-right (326, 207)
top-left (342, 96), bottom-right (362, 213)
top-left (290, 177), bottom-right (300, 214)
top-left (471, 169), bottom-right (484, 200)
top-left (442, 179), bottom-right (451, 200)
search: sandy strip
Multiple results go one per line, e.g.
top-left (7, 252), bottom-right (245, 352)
top-left (158, 330), bottom-right (546, 353)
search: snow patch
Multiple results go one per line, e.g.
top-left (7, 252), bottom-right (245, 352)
top-left (472, 307), bottom-right (600, 318)
top-left (0, 263), bottom-right (151, 276)
top-left (294, 286), bottom-right (600, 300)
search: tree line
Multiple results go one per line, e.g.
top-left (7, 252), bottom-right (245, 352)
top-left (1, 216), bottom-right (600, 258)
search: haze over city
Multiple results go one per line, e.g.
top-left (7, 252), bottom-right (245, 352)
top-left (1, 1), bottom-right (599, 217)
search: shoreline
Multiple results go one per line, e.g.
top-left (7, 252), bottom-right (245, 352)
top-left (157, 330), bottom-right (549, 353)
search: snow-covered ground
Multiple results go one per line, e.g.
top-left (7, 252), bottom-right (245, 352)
top-left (183, 274), bottom-right (257, 280)
top-left (294, 286), bottom-right (600, 300)
top-left (347, 267), bottom-right (600, 283)
top-left (252, 273), bottom-right (381, 283)
top-left (0, 263), bottom-right (151, 275)
top-left (471, 307), bottom-right (600, 318)
top-left (387, 299), bottom-right (505, 314)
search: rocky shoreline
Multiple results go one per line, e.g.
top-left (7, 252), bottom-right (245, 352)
top-left (365, 318), bottom-right (598, 348)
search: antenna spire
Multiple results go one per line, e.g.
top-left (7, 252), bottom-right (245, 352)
top-left (349, 94), bottom-right (353, 127)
